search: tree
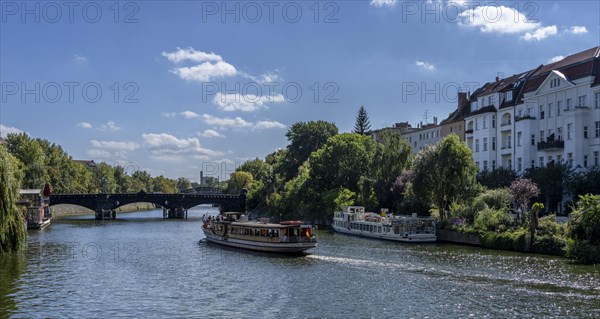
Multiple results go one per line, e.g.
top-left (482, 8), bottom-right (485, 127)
top-left (524, 161), bottom-right (571, 214)
top-left (410, 134), bottom-right (478, 220)
top-left (565, 195), bottom-right (600, 264)
top-left (371, 130), bottom-right (412, 210)
top-left (176, 177), bottom-right (192, 192)
top-left (353, 105), bottom-right (371, 135)
top-left (477, 167), bottom-right (517, 189)
top-left (153, 175), bottom-right (177, 193)
top-left (530, 202), bottom-right (544, 244)
top-left (227, 171), bottom-right (253, 193)
top-left (6, 133), bottom-right (46, 189)
top-left (0, 145), bottom-right (26, 253)
top-left (567, 166), bottom-right (600, 206)
top-left (509, 178), bottom-right (540, 223)
top-left (281, 121), bottom-right (338, 180)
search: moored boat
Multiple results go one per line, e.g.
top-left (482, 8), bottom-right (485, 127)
top-left (332, 206), bottom-right (436, 243)
top-left (202, 213), bottom-right (317, 253)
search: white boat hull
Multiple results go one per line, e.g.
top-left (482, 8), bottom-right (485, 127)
top-left (332, 225), bottom-right (436, 243)
top-left (203, 228), bottom-right (316, 253)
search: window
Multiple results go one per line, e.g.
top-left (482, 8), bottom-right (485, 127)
top-left (558, 127), bottom-right (563, 141)
top-left (540, 130), bottom-right (545, 142)
top-left (548, 156), bottom-right (553, 164)
top-left (550, 78), bottom-right (560, 88)
top-left (492, 137), bottom-right (496, 151)
top-left (476, 162), bottom-right (480, 169)
top-left (528, 107), bottom-right (534, 116)
top-left (539, 105), bottom-right (545, 119)
top-left (595, 151), bottom-right (599, 166)
top-left (596, 121), bottom-right (600, 138)
top-left (566, 98), bottom-right (572, 111)
top-left (483, 116), bottom-right (487, 129)
top-left (539, 157), bottom-right (545, 167)
top-left (483, 138), bottom-right (488, 151)
top-left (567, 123), bottom-right (573, 140)
top-left (507, 135), bottom-right (512, 148)
top-left (548, 103), bottom-right (553, 118)
top-left (531, 134), bottom-right (536, 146)
top-left (517, 132), bottom-right (522, 146)
top-left (506, 91), bottom-right (513, 101)
top-left (492, 115), bottom-right (496, 128)
top-left (579, 95), bottom-right (587, 107)
top-left (471, 101), bottom-right (478, 112)
top-left (584, 155), bottom-right (588, 168)
top-left (517, 158), bottom-right (522, 171)
top-left (508, 159), bottom-right (512, 169)
top-left (568, 153), bottom-right (573, 165)
top-left (475, 139), bottom-right (480, 152)
top-left (492, 160), bottom-right (496, 170)
top-left (475, 118), bottom-right (479, 130)
top-left (584, 126), bottom-right (588, 139)
top-left (483, 161), bottom-right (488, 171)
top-left (557, 101), bottom-right (562, 116)
top-left (557, 155), bottom-right (562, 163)
top-left (595, 92), bottom-right (600, 109)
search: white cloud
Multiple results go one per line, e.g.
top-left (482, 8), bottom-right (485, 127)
top-left (200, 114), bottom-right (285, 130)
top-left (0, 124), bottom-right (25, 137)
top-left (201, 114), bottom-right (254, 129)
top-left (547, 55), bottom-right (565, 63)
top-left (170, 61), bottom-right (237, 82)
top-left (87, 149), bottom-right (111, 158)
top-left (90, 140), bottom-right (140, 151)
top-left (77, 122), bottom-right (93, 129)
top-left (198, 129), bottom-right (226, 138)
top-left (415, 61), bottom-right (436, 71)
top-left (142, 133), bottom-right (224, 162)
top-left (254, 120), bottom-right (286, 130)
top-left (163, 47), bottom-right (237, 82)
top-left (161, 47), bottom-right (222, 63)
top-left (566, 26), bottom-right (588, 34)
top-left (459, 6), bottom-right (540, 34)
top-left (74, 54), bottom-right (88, 64)
top-left (370, 0), bottom-right (396, 8)
top-left (522, 25), bottom-right (558, 41)
top-left (99, 121), bottom-right (121, 132)
top-left (161, 112), bottom-right (177, 118)
top-left (213, 92), bottom-right (286, 112)
top-left (180, 111), bottom-right (201, 119)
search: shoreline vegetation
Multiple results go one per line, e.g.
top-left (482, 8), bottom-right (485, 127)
top-left (50, 203), bottom-right (157, 217)
top-left (2, 111), bottom-right (600, 264)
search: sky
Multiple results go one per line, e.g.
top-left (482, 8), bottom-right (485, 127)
top-left (1, 0), bottom-right (599, 182)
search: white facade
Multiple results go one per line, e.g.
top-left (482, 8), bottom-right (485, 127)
top-left (403, 124), bottom-right (442, 154)
top-left (517, 71), bottom-right (600, 171)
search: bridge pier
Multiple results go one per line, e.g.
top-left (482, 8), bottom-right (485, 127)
top-left (95, 209), bottom-right (115, 220)
top-left (163, 207), bottom-right (186, 219)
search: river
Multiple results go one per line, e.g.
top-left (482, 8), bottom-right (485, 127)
top-left (1, 206), bottom-right (599, 318)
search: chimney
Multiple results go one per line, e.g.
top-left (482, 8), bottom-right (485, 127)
top-left (495, 76), bottom-right (500, 82)
top-left (457, 92), bottom-right (468, 109)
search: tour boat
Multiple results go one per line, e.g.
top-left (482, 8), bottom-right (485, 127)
top-left (202, 213), bottom-right (317, 253)
top-left (332, 206), bottom-right (436, 243)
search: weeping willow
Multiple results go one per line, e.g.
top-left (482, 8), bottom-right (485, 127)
top-left (0, 145), bottom-right (26, 253)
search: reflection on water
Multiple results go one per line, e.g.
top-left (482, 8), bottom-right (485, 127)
top-left (1, 206), bottom-right (599, 318)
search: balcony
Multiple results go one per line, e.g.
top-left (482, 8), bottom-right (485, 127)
top-left (465, 129), bottom-right (473, 134)
top-left (537, 139), bottom-right (564, 151)
top-left (515, 115), bottom-right (535, 122)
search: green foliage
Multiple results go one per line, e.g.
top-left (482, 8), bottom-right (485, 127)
top-left (524, 161), bottom-right (571, 214)
top-left (474, 188), bottom-right (512, 211)
top-left (410, 134), bottom-right (478, 220)
top-left (481, 228), bottom-right (527, 251)
top-left (565, 195), bottom-right (600, 263)
top-left (477, 167), bottom-right (517, 189)
top-left (0, 145), bottom-right (27, 253)
top-left (333, 188), bottom-right (356, 211)
top-left (281, 121), bottom-right (338, 180)
top-left (567, 166), bottom-right (600, 207)
top-left (153, 175), bottom-right (177, 193)
top-left (227, 171), bottom-right (253, 193)
top-left (371, 130), bottom-right (412, 211)
top-left (176, 177), bottom-right (192, 192)
top-left (353, 105), bottom-right (371, 135)
top-left (474, 208), bottom-right (512, 232)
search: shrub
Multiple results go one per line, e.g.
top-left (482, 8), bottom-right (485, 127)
top-left (474, 208), bottom-right (512, 232)
top-left (533, 235), bottom-right (566, 256)
top-left (481, 228), bottom-right (527, 251)
top-left (565, 194), bottom-right (600, 263)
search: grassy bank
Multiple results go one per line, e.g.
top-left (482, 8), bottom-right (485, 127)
top-left (51, 203), bottom-right (156, 217)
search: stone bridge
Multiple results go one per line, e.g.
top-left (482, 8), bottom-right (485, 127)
top-left (49, 189), bottom-right (247, 220)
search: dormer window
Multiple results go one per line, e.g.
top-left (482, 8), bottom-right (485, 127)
top-left (550, 78), bottom-right (560, 88)
top-left (471, 101), bottom-right (478, 112)
top-left (505, 91), bottom-right (513, 101)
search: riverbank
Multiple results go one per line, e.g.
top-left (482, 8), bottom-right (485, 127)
top-left (51, 203), bottom-right (157, 217)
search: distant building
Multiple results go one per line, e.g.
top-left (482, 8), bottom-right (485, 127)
top-left (18, 188), bottom-right (51, 229)
top-left (73, 160), bottom-right (97, 168)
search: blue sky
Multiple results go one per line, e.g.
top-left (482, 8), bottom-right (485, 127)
top-left (1, 0), bottom-right (599, 181)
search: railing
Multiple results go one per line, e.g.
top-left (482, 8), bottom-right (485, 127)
top-left (465, 129), bottom-right (474, 134)
top-left (537, 140), bottom-right (565, 150)
top-left (501, 122), bottom-right (512, 127)
top-left (515, 115), bottom-right (535, 122)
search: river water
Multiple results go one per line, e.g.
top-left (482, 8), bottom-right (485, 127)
top-left (1, 206), bottom-right (599, 318)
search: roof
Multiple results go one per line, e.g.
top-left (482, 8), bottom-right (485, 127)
top-left (523, 46), bottom-right (600, 93)
top-left (20, 189), bottom-right (42, 195)
top-left (466, 105), bottom-right (497, 118)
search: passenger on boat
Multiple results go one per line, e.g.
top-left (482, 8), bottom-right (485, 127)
top-left (282, 233), bottom-right (289, 243)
